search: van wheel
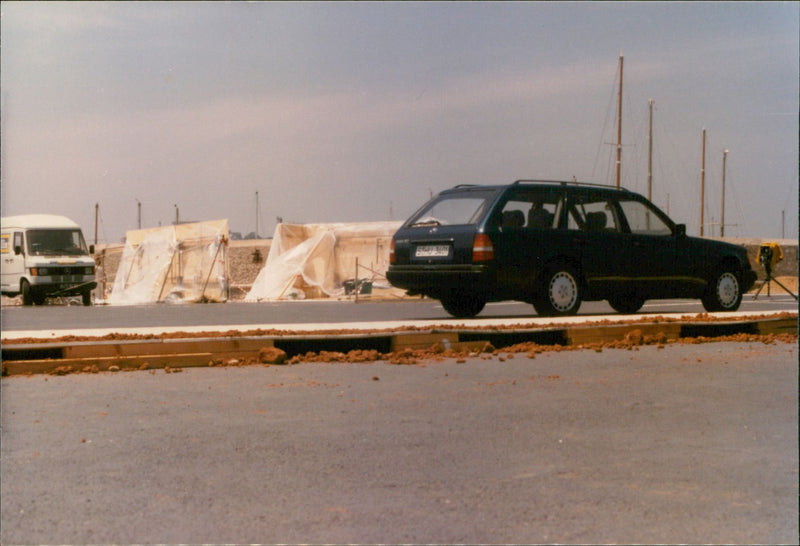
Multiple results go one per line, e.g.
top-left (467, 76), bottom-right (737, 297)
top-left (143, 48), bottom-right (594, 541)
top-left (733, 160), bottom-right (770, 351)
top-left (702, 269), bottom-right (742, 312)
top-left (82, 291), bottom-right (92, 306)
top-left (21, 280), bottom-right (34, 306)
top-left (440, 291), bottom-right (486, 318)
top-left (533, 264), bottom-right (582, 316)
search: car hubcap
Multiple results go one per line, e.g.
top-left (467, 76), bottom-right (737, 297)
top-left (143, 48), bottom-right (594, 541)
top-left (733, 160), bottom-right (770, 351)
top-left (717, 273), bottom-right (739, 308)
top-left (549, 271), bottom-right (577, 312)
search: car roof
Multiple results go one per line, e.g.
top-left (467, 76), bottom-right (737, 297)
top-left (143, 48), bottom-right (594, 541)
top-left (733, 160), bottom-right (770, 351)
top-left (441, 180), bottom-right (635, 195)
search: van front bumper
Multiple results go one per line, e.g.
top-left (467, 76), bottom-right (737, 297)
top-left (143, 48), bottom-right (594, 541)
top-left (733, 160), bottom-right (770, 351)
top-left (28, 276), bottom-right (97, 296)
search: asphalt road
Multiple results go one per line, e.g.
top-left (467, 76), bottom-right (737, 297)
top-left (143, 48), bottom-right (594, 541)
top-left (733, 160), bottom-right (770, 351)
top-left (1, 294), bottom-right (797, 332)
top-left (1, 341), bottom-right (797, 545)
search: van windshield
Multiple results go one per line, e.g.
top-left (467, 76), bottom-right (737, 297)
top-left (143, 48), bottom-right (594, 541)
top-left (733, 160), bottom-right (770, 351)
top-left (27, 229), bottom-right (89, 256)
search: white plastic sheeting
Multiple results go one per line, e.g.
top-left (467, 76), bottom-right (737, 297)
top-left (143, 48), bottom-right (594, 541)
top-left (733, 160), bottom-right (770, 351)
top-left (107, 220), bottom-right (229, 305)
top-left (245, 221), bottom-right (401, 301)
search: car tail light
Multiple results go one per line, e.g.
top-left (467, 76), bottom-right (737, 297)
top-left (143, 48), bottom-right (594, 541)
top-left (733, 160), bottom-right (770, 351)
top-left (389, 238), bottom-right (396, 264)
top-left (472, 233), bottom-right (494, 262)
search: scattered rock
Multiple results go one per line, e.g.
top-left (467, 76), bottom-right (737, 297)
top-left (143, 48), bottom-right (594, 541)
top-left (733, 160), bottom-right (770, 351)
top-left (258, 347), bottom-right (288, 365)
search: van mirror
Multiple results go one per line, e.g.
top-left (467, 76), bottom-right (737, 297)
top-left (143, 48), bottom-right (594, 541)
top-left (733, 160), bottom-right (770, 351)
top-left (89, 244), bottom-right (95, 254)
top-left (675, 224), bottom-right (686, 238)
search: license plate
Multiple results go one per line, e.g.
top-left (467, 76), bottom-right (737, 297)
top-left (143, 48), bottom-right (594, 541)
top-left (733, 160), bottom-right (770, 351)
top-left (415, 245), bottom-right (450, 258)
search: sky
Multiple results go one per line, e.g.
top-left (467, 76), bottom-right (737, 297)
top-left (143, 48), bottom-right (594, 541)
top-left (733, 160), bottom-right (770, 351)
top-left (1, 1), bottom-right (797, 243)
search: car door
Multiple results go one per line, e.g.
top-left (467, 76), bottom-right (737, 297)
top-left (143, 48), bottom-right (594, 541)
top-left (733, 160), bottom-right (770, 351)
top-left (489, 187), bottom-right (569, 296)
top-left (566, 191), bottom-right (627, 299)
top-left (615, 197), bottom-right (686, 298)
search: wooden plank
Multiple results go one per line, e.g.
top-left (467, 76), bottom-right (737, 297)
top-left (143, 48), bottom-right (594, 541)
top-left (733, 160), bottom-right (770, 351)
top-left (62, 338), bottom-right (273, 359)
top-left (566, 323), bottom-right (681, 346)
top-left (1, 350), bottom-right (264, 376)
top-left (756, 317), bottom-right (798, 336)
top-left (390, 332), bottom-right (460, 351)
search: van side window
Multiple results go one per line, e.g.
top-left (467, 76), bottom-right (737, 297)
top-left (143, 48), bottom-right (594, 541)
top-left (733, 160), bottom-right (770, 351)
top-left (13, 232), bottom-right (23, 254)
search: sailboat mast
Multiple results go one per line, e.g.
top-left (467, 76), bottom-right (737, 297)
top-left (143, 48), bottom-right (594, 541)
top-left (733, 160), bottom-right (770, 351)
top-left (647, 98), bottom-right (653, 201)
top-left (700, 128), bottom-right (706, 237)
top-left (616, 54), bottom-right (623, 189)
top-left (721, 149), bottom-right (728, 237)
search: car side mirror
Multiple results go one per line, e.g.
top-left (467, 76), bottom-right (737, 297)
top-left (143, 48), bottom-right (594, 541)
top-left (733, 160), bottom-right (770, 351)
top-left (89, 244), bottom-right (95, 254)
top-left (675, 224), bottom-right (686, 238)
top-left (14, 245), bottom-right (22, 255)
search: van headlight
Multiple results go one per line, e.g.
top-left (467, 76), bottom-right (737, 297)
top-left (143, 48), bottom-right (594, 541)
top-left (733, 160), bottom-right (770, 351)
top-left (30, 267), bottom-right (49, 276)
top-left (85, 266), bottom-right (95, 275)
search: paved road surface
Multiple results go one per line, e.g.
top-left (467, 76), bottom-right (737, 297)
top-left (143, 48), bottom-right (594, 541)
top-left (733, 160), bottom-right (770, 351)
top-left (2, 342), bottom-right (796, 544)
top-left (1, 294), bottom-right (797, 333)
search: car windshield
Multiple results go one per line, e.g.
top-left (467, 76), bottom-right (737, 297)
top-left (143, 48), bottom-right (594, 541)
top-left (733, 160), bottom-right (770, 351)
top-left (408, 191), bottom-right (497, 227)
top-left (27, 229), bottom-right (89, 256)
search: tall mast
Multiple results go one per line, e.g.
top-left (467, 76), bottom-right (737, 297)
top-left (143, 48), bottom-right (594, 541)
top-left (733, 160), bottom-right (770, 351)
top-left (700, 128), bottom-right (706, 237)
top-left (616, 54), bottom-right (623, 189)
top-left (721, 149), bottom-right (728, 237)
top-left (94, 203), bottom-right (99, 246)
top-left (647, 98), bottom-right (653, 201)
top-left (255, 191), bottom-right (260, 238)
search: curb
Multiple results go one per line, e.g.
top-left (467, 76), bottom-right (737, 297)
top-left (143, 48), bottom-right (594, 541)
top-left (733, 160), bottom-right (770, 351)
top-left (2, 315), bottom-right (796, 376)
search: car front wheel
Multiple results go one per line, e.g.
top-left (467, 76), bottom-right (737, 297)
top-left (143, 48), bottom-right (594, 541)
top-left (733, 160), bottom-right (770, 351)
top-left (608, 293), bottom-right (645, 314)
top-left (534, 265), bottom-right (582, 316)
top-left (440, 291), bottom-right (486, 318)
top-left (702, 270), bottom-right (742, 312)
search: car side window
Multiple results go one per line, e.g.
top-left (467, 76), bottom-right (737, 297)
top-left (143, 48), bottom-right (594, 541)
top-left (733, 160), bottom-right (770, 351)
top-left (498, 191), bottom-right (560, 230)
top-left (618, 199), bottom-right (672, 235)
top-left (13, 232), bottom-right (23, 254)
top-left (567, 196), bottom-right (620, 233)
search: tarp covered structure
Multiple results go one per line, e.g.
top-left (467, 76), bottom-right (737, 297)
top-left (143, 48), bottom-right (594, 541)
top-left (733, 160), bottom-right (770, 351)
top-left (245, 221), bottom-right (401, 301)
top-left (107, 219), bottom-right (229, 305)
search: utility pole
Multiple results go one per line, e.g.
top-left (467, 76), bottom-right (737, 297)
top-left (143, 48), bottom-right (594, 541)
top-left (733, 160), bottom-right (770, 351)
top-left (721, 149), bottom-right (728, 237)
top-left (94, 203), bottom-right (99, 246)
top-left (616, 54), bottom-right (624, 189)
top-left (136, 199), bottom-right (142, 230)
top-left (700, 128), bottom-right (706, 237)
top-left (174, 204), bottom-right (179, 226)
top-left (255, 191), bottom-right (260, 238)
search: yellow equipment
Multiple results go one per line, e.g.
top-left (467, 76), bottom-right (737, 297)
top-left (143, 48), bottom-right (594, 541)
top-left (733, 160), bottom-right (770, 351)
top-left (757, 242), bottom-right (783, 270)
top-left (753, 242), bottom-right (797, 301)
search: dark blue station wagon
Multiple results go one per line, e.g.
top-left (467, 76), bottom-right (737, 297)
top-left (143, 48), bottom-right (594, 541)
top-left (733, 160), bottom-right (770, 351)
top-left (386, 180), bottom-right (757, 318)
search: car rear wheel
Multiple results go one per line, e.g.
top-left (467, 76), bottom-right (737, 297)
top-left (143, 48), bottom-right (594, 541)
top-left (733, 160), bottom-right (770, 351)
top-left (440, 291), bottom-right (486, 318)
top-left (608, 293), bottom-right (645, 314)
top-left (702, 270), bottom-right (742, 312)
top-left (534, 265), bottom-right (582, 316)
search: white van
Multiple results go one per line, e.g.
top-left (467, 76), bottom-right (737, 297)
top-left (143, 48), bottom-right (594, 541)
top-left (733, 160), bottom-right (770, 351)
top-left (1, 214), bottom-right (97, 306)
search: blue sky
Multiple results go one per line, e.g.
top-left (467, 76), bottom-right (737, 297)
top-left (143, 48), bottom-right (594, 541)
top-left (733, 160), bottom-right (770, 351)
top-left (1, 1), bottom-right (797, 242)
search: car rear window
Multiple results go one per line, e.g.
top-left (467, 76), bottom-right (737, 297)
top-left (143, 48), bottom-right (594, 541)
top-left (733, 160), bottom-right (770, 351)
top-left (407, 190), bottom-right (497, 227)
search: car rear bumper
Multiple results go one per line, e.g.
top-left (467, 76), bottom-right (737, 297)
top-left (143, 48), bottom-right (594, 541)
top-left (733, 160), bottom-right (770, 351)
top-left (387, 264), bottom-right (492, 296)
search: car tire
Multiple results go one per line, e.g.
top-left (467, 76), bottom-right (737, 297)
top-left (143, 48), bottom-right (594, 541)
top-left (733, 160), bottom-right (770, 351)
top-left (440, 291), bottom-right (486, 318)
top-left (608, 294), bottom-right (645, 314)
top-left (702, 269), bottom-right (742, 312)
top-left (534, 264), bottom-right (582, 316)
top-left (21, 279), bottom-right (34, 306)
top-left (82, 291), bottom-right (92, 306)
